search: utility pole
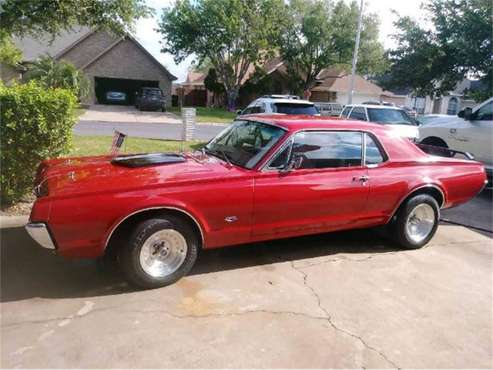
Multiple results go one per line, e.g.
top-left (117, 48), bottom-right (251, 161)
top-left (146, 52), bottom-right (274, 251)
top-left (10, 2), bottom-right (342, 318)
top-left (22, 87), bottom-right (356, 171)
top-left (348, 0), bottom-right (364, 105)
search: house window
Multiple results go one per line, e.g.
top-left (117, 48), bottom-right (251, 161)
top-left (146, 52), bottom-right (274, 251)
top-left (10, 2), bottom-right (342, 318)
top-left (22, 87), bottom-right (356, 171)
top-left (447, 97), bottom-right (459, 115)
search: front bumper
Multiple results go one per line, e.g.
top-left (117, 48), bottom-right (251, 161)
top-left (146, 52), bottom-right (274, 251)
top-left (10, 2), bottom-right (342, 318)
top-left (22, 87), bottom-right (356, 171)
top-left (25, 223), bottom-right (56, 250)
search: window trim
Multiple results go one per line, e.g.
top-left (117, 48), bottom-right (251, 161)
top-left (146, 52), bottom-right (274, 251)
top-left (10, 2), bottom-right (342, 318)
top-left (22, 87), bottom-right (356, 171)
top-left (340, 106), bottom-right (353, 118)
top-left (261, 129), bottom-right (389, 172)
top-left (364, 132), bottom-right (388, 167)
top-left (348, 106), bottom-right (368, 121)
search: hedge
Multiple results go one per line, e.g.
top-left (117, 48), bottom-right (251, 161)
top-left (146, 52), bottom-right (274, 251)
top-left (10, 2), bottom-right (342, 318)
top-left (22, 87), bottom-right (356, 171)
top-left (1, 81), bottom-right (77, 205)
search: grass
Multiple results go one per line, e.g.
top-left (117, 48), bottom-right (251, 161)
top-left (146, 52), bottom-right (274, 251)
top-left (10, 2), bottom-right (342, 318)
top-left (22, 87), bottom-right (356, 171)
top-left (69, 135), bottom-right (204, 157)
top-left (169, 106), bottom-right (236, 123)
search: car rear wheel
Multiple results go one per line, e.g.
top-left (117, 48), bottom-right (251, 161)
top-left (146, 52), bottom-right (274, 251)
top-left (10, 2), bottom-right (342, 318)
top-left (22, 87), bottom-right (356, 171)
top-left (391, 194), bottom-right (439, 249)
top-left (119, 217), bottom-right (199, 289)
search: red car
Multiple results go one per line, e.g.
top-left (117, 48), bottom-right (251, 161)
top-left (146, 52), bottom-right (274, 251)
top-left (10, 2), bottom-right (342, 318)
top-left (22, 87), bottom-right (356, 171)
top-left (26, 115), bottom-right (487, 289)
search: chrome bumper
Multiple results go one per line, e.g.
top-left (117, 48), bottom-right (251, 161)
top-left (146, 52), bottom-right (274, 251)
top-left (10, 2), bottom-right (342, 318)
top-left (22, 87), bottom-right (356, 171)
top-left (25, 223), bottom-right (56, 250)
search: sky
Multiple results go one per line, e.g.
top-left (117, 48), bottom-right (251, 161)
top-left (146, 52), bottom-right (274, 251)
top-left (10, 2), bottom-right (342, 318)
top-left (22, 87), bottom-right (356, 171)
top-left (135, 0), bottom-right (425, 82)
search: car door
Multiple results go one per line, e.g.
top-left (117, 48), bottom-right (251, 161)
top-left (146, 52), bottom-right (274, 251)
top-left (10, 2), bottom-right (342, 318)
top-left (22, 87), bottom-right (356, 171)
top-left (252, 130), bottom-right (370, 240)
top-left (450, 100), bottom-right (493, 167)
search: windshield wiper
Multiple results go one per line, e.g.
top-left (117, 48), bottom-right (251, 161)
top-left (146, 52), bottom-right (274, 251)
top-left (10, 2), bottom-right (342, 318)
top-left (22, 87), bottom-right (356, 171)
top-left (204, 147), bottom-right (233, 167)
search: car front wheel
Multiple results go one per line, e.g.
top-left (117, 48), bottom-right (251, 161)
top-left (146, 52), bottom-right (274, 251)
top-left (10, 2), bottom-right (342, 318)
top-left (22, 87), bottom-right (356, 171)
top-left (391, 194), bottom-right (439, 249)
top-left (119, 217), bottom-right (199, 289)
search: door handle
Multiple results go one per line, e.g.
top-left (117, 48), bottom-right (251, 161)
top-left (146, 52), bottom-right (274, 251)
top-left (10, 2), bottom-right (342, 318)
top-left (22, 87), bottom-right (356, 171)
top-left (353, 175), bottom-right (369, 183)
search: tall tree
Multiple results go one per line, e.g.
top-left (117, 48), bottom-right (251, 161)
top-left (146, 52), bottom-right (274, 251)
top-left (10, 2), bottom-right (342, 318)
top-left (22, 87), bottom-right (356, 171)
top-left (204, 68), bottom-right (225, 106)
top-left (382, 0), bottom-right (492, 98)
top-left (278, 0), bottom-right (386, 94)
top-left (158, 0), bottom-right (286, 110)
top-left (0, 0), bottom-right (152, 39)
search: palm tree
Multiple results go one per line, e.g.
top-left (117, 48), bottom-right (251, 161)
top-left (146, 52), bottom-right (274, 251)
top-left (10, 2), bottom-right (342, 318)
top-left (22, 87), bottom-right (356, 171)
top-left (24, 55), bottom-right (89, 99)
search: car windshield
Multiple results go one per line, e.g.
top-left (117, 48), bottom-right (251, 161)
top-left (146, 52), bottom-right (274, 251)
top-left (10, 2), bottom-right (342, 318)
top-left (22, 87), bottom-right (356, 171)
top-left (143, 89), bottom-right (162, 96)
top-left (367, 108), bottom-right (416, 125)
top-left (205, 120), bottom-right (286, 169)
top-left (274, 103), bottom-right (319, 115)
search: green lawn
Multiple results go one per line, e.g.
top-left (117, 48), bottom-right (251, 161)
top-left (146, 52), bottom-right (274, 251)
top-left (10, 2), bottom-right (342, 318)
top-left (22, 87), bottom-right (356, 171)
top-left (169, 106), bottom-right (236, 123)
top-left (69, 135), bottom-right (204, 157)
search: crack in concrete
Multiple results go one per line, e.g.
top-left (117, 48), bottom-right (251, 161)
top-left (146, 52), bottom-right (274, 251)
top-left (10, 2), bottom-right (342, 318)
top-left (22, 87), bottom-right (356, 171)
top-left (293, 239), bottom-right (486, 270)
top-left (289, 261), bottom-right (400, 369)
top-left (297, 253), bottom-right (389, 269)
top-left (2, 304), bottom-right (124, 328)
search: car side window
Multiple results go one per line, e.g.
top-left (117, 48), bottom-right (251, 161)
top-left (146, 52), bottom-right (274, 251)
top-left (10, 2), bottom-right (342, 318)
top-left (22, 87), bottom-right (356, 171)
top-left (292, 131), bottom-right (363, 169)
top-left (473, 101), bottom-right (493, 121)
top-left (365, 134), bottom-right (385, 165)
top-left (242, 106), bottom-right (261, 115)
top-left (349, 107), bottom-right (367, 121)
top-left (341, 106), bottom-right (351, 118)
top-left (269, 144), bottom-right (291, 169)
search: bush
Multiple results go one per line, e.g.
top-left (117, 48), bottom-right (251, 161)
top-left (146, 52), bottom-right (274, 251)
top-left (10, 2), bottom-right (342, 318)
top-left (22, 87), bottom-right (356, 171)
top-left (0, 81), bottom-right (77, 205)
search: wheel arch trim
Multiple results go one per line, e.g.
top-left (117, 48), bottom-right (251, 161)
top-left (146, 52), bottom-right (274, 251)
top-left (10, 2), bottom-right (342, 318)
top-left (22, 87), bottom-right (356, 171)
top-left (103, 206), bottom-right (206, 251)
top-left (388, 184), bottom-right (446, 222)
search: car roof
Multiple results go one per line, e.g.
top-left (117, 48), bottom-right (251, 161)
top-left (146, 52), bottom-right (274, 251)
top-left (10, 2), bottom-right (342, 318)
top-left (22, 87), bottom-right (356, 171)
top-left (251, 97), bottom-right (314, 105)
top-left (346, 104), bottom-right (402, 110)
top-left (240, 114), bottom-right (388, 132)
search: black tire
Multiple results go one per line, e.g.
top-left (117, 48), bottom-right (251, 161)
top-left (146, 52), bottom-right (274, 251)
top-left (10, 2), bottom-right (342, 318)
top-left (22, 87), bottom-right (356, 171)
top-left (390, 194), bottom-right (440, 249)
top-left (118, 216), bottom-right (199, 289)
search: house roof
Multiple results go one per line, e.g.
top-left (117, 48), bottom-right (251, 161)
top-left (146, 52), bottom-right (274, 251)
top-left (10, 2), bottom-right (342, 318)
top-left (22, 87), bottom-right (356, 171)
top-left (13, 27), bottom-right (93, 61)
top-left (312, 68), bottom-right (384, 95)
top-left (13, 27), bottom-right (177, 81)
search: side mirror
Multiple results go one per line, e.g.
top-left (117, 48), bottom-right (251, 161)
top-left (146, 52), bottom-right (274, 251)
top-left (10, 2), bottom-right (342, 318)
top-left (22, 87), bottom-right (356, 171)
top-left (236, 109), bottom-right (243, 115)
top-left (280, 154), bottom-right (303, 174)
top-left (463, 107), bottom-right (473, 120)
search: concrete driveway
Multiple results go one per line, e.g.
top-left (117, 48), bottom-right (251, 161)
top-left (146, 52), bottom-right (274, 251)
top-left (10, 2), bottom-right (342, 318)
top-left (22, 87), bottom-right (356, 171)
top-left (76, 105), bottom-right (226, 141)
top-left (80, 104), bottom-right (181, 124)
top-left (1, 218), bottom-right (492, 368)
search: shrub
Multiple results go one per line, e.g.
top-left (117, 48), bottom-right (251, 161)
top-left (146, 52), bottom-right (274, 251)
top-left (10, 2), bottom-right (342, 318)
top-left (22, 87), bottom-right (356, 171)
top-left (0, 81), bottom-right (77, 205)
top-left (24, 55), bottom-right (90, 100)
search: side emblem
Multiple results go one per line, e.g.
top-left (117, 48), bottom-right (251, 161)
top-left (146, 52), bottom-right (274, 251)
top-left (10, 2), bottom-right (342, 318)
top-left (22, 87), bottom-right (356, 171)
top-left (224, 216), bottom-right (238, 223)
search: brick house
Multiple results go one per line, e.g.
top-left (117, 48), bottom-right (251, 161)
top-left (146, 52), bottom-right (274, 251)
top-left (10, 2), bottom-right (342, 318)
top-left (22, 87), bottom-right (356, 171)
top-left (175, 60), bottom-right (400, 108)
top-left (8, 27), bottom-right (176, 106)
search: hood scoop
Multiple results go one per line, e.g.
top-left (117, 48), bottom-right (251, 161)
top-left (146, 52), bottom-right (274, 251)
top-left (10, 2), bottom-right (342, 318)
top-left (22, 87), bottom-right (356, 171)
top-left (111, 153), bottom-right (186, 168)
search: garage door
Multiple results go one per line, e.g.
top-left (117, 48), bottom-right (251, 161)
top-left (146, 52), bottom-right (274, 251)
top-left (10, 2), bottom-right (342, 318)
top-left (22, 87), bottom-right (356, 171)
top-left (94, 77), bottom-right (159, 105)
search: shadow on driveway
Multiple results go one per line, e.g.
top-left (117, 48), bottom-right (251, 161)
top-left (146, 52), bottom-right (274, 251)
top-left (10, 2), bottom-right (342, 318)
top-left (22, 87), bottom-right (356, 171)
top-left (1, 225), bottom-right (401, 303)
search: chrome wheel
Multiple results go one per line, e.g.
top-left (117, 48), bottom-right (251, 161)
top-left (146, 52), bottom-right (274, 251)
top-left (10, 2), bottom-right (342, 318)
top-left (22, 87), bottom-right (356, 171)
top-left (405, 203), bottom-right (435, 243)
top-left (139, 229), bottom-right (188, 278)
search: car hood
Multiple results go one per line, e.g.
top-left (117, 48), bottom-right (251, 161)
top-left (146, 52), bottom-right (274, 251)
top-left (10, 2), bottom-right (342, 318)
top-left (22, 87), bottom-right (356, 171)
top-left (36, 153), bottom-right (247, 199)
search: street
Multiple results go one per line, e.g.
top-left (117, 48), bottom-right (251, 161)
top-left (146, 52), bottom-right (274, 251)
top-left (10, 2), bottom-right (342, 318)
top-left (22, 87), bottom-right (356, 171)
top-left (1, 219), bottom-right (491, 368)
top-left (74, 120), bottom-right (225, 142)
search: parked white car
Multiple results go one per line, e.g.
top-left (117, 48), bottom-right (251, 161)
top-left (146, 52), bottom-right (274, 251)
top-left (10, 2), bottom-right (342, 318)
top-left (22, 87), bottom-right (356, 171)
top-left (313, 102), bottom-right (343, 116)
top-left (340, 104), bottom-right (419, 140)
top-left (238, 95), bottom-right (320, 116)
top-left (419, 97), bottom-right (493, 185)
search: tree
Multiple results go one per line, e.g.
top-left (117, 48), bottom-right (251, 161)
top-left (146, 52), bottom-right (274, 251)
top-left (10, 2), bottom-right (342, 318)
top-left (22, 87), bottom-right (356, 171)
top-left (278, 0), bottom-right (386, 94)
top-left (0, 37), bottom-right (22, 67)
top-left (204, 68), bottom-right (225, 106)
top-left (158, 0), bottom-right (286, 110)
top-left (0, 0), bottom-right (152, 39)
top-left (382, 0), bottom-right (492, 97)
top-left (24, 56), bottom-right (90, 99)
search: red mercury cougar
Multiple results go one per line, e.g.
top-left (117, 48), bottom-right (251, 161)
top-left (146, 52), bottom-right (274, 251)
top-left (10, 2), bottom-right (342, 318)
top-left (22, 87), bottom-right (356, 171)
top-left (26, 116), bottom-right (487, 289)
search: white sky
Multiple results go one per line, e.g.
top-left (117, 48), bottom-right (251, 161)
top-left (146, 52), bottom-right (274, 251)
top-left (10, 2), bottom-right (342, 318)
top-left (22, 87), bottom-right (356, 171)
top-left (135, 0), bottom-right (425, 82)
